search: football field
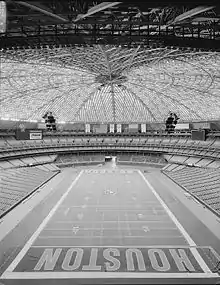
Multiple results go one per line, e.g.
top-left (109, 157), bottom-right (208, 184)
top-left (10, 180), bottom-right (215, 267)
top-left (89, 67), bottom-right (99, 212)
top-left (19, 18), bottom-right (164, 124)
top-left (0, 168), bottom-right (219, 284)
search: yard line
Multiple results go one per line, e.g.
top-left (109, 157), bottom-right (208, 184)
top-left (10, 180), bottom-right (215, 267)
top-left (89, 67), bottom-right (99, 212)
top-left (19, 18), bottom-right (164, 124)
top-left (100, 212), bottom-right (104, 242)
top-left (31, 245), bottom-right (197, 248)
top-left (54, 220), bottom-right (174, 223)
top-left (125, 212), bottom-right (132, 236)
top-left (58, 202), bottom-right (161, 208)
top-left (117, 211), bottom-right (123, 244)
top-left (43, 227), bottom-right (178, 231)
top-left (96, 209), bottom-right (165, 212)
top-left (37, 235), bottom-right (185, 239)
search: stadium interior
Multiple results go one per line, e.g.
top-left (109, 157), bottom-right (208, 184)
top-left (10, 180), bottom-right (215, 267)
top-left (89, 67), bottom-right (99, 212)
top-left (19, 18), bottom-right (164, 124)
top-left (0, 1), bottom-right (220, 285)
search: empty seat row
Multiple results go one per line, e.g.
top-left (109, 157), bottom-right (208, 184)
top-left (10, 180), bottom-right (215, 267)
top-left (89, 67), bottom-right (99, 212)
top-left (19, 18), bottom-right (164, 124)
top-left (0, 166), bottom-right (59, 218)
top-left (55, 154), bottom-right (105, 164)
top-left (163, 166), bottom-right (220, 216)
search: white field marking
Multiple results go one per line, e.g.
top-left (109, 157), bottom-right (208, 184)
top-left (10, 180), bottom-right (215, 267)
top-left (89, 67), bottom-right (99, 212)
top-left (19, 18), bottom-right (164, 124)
top-left (57, 209), bottom-right (165, 213)
top-left (30, 245), bottom-right (199, 248)
top-left (54, 220), bottom-right (175, 224)
top-left (43, 227), bottom-right (178, 231)
top-left (64, 208), bottom-right (70, 216)
top-left (210, 246), bottom-right (220, 262)
top-left (58, 202), bottom-right (160, 207)
top-left (190, 247), bottom-right (215, 274)
top-left (138, 170), bottom-right (212, 274)
top-left (2, 170), bottom-right (83, 274)
top-left (117, 210), bottom-right (122, 245)
top-left (137, 213), bottom-right (144, 219)
top-left (125, 212), bottom-right (131, 236)
top-left (138, 171), bottom-right (195, 244)
top-left (1, 272), bottom-right (219, 279)
top-left (37, 235), bottom-right (185, 239)
top-left (73, 210), bottom-right (167, 213)
top-left (142, 226), bottom-right (150, 232)
top-left (72, 226), bottom-right (80, 235)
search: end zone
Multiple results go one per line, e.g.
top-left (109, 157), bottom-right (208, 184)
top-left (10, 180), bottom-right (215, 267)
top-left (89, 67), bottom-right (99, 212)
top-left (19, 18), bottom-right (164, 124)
top-left (0, 246), bottom-right (219, 280)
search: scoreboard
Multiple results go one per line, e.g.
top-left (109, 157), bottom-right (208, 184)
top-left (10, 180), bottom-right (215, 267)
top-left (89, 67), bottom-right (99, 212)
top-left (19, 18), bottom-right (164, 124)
top-left (16, 129), bottom-right (43, 140)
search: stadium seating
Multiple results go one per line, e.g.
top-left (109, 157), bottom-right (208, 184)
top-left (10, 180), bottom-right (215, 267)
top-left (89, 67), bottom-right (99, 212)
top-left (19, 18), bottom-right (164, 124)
top-left (163, 166), bottom-right (220, 216)
top-left (1, 134), bottom-right (220, 150)
top-left (164, 151), bottom-right (220, 169)
top-left (117, 154), bottom-right (166, 166)
top-left (90, 155), bottom-right (104, 162)
top-left (0, 134), bottom-right (220, 170)
top-left (0, 166), bottom-right (59, 218)
top-left (117, 155), bottom-right (132, 162)
top-left (55, 154), bottom-right (105, 166)
top-left (0, 155), bottom-right (57, 170)
top-left (0, 132), bottom-right (220, 218)
top-left (35, 164), bottom-right (60, 172)
top-left (132, 155), bottom-right (146, 162)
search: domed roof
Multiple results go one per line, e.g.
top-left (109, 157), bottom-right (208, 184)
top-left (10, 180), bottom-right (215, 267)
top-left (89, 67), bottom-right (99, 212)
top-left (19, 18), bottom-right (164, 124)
top-left (1, 45), bottom-right (220, 122)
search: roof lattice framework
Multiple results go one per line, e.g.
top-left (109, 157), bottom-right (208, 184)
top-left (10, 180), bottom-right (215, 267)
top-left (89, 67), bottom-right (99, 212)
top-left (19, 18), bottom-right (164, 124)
top-left (0, 45), bottom-right (220, 123)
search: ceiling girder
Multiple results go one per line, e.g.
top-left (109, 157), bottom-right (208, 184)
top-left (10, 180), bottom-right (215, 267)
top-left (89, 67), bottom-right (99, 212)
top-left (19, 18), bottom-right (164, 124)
top-left (168, 6), bottom-right (215, 25)
top-left (74, 2), bottom-right (122, 22)
top-left (15, 1), bottom-right (69, 22)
